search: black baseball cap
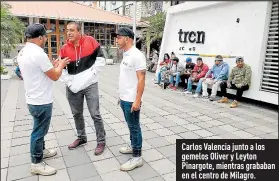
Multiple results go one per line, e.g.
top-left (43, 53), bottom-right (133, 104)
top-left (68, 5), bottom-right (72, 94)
top-left (111, 27), bottom-right (134, 39)
top-left (24, 23), bottom-right (51, 39)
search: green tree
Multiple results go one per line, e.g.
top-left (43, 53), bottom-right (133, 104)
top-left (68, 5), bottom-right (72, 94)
top-left (143, 12), bottom-right (166, 44)
top-left (1, 2), bottom-right (25, 58)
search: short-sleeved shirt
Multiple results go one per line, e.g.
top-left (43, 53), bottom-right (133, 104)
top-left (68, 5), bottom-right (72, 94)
top-left (119, 46), bottom-right (146, 102)
top-left (17, 42), bottom-right (54, 105)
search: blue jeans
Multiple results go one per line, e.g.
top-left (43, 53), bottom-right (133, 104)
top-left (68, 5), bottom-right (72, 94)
top-left (157, 72), bottom-right (161, 84)
top-left (14, 66), bottom-right (22, 78)
top-left (169, 72), bottom-right (180, 86)
top-left (28, 103), bottom-right (53, 163)
top-left (120, 100), bottom-right (142, 157)
top-left (187, 78), bottom-right (203, 94)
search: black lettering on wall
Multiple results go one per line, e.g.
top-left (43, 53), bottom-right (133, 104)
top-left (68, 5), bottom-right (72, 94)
top-left (189, 31), bottom-right (196, 43)
top-left (196, 31), bottom-right (205, 44)
top-left (177, 29), bottom-right (206, 44)
top-left (183, 32), bottom-right (189, 43)
top-left (178, 29), bottom-right (184, 43)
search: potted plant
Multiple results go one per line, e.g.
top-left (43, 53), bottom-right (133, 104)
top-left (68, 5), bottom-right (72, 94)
top-left (104, 44), bottom-right (114, 65)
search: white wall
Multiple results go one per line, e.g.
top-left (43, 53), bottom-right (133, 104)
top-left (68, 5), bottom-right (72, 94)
top-left (159, 1), bottom-right (278, 105)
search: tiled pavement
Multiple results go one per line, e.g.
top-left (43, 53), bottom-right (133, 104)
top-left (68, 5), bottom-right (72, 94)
top-left (1, 64), bottom-right (278, 181)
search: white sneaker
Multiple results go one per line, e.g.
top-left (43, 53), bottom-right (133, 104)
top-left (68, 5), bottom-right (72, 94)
top-left (185, 91), bottom-right (192, 94)
top-left (30, 161), bottom-right (57, 176)
top-left (193, 93), bottom-right (200, 98)
top-left (119, 146), bottom-right (133, 154)
top-left (120, 157), bottom-right (143, 171)
top-left (43, 148), bottom-right (57, 159)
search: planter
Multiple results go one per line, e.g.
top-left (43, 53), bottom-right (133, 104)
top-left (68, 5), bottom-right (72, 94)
top-left (1, 74), bottom-right (12, 80)
top-left (106, 58), bottom-right (114, 65)
top-left (3, 59), bottom-right (14, 66)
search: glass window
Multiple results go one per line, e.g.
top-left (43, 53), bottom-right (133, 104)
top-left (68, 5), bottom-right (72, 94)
top-left (50, 19), bottom-right (56, 32)
top-left (59, 20), bottom-right (65, 33)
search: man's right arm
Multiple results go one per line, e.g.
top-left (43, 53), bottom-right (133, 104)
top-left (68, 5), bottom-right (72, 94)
top-left (45, 57), bottom-right (69, 81)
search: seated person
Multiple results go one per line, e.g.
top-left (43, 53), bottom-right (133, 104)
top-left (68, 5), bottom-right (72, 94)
top-left (218, 57), bottom-right (252, 108)
top-left (148, 49), bottom-right (159, 72)
top-left (201, 55), bottom-right (229, 101)
top-left (155, 53), bottom-right (171, 84)
top-left (168, 57), bottom-right (184, 91)
top-left (182, 57), bottom-right (209, 96)
top-left (13, 50), bottom-right (23, 80)
top-left (180, 57), bottom-right (195, 90)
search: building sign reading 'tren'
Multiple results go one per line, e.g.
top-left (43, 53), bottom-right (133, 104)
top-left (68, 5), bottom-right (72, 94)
top-left (178, 29), bottom-right (205, 44)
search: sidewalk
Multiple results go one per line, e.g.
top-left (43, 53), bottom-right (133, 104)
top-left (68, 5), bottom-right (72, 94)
top-left (1, 65), bottom-right (278, 181)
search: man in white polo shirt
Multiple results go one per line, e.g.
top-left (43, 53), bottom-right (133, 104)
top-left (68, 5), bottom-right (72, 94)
top-left (112, 27), bottom-right (146, 171)
top-left (17, 23), bottom-right (69, 176)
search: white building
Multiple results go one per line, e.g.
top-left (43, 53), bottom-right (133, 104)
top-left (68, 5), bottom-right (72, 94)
top-left (159, 1), bottom-right (278, 105)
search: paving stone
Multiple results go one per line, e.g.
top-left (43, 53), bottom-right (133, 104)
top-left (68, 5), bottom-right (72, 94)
top-left (145, 123), bottom-right (164, 130)
top-left (1, 168), bottom-right (7, 181)
top-left (196, 115), bottom-right (213, 121)
top-left (218, 125), bottom-right (239, 132)
top-left (1, 133), bottom-right (12, 141)
top-left (142, 130), bottom-right (160, 139)
top-left (145, 137), bottom-right (171, 148)
top-left (105, 130), bottom-right (118, 138)
top-left (141, 118), bottom-right (155, 124)
top-left (193, 129), bottom-right (214, 137)
top-left (55, 130), bottom-right (76, 146)
top-left (10, 144), bottom-right (30, 156)
top-left (157, 145), bottom-right (176, 158)
top-left (244, 127), bottom-right (267, 136)
top-left (142, 149), bottom-right (165, 162)
top-left (13, 130), bottom-right (32, 139)
top-left (87, 148), bottom-right (114, 162)
top-left (93, 157), bottom-right (120, 174)
top-left (254, 125), bottom-right (277, 133)
top-left (261, 133), bottom-right (278, 139)
top-left (106, 136), bottom-right (125, 147)
top-left (52, 123), bottom-right (72, 132)
top-left (158, 120), bottom-right (178, 128)
top-left (182, 124), bottom-right (202, 131)
top-left (195, 122), bottom-right (215, 129)
top-left (14, 175), bottom-right (38, 181)
top-left (44, 157), bottom-right (66, 170)
top-left (108, 122), bottom-right (127, 130)
top-left (7, 163), bottom-right (33, 181)
top-left (164, 135), bottom-right (182, 144)
top-left (168, 126), bottom-right (188, 134)
top-left (108, 144), bottom-right (129, 157)
top-left (101, 170), bottom-right (133, 181)
top-left (63, 150), bottom-right (91, 167)
top-left (80, 175), bottom-right (103, 181)
top-left (153, 128), bottom-right (174, 136)
top-left (1, 157), bottom-right (9, 169)
top-left (145, 176), bottom-right (165, 181)
top-left (149, 158), bottom-right (175, 175)
top-left (179, 132), bottom-right (201, 139)
top-left (9, 153), bottom-right (30, 167)
top-left (68, 163), bottom-right (98, 181)
top-left (162, 172), bottom-right (176, 181)
top-left (114, 127), bottom-right (130, 136)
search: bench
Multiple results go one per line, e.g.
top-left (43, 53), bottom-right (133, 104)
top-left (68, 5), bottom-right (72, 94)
top-left (191, 81), bottom-right (249, 97)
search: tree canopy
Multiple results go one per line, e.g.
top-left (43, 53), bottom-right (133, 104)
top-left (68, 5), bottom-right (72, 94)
top-left (1, 3), bottom-right (25, 57)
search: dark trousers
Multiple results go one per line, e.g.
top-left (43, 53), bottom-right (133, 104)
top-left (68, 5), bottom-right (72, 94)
top-left (66, 82), bottom-right (106, 144)
top-left (220, 82), bottom-right (249, 101)
top-left (180, 74), bottom-right (191, 89)
top-left (120, 100), bottom-right (142, 157)
top-left (28, 103), bottom-right (52, 163)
